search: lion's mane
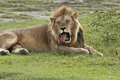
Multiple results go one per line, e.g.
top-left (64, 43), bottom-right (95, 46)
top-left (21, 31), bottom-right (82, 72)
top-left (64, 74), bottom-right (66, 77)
top-left (48, 6), bottom-right (85, 47)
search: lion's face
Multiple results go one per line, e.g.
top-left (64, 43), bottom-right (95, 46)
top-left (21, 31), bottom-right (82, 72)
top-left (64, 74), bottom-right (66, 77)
top-left (54, 14), bottom-right (75, 43)
top-left (49, 6), bottom-right (79, 44)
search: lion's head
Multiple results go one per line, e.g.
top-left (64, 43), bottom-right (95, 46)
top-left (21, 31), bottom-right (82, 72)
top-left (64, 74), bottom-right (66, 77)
top-left (48, 6), bottom-right (83, 45)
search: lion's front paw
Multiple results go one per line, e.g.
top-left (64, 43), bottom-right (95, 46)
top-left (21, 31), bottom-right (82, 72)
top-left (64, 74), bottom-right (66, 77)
top-left (80, 48), bottom-right (89, 54)
top-left (0, 49), bottom-right (10, 55)
top-left (19, 48), bottom-right (29, 55)
top-left (12, 48), bottom-right (29, 55)
top-left (97, 52), bottom-right (103, 57)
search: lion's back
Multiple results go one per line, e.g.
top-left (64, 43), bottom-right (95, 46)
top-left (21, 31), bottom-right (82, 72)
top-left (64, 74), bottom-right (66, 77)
top-left (13, 24), bottom-right (50, 52)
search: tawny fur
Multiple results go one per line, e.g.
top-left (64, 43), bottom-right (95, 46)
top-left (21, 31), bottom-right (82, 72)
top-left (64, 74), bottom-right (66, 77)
top-left (51, 6), bottom-right (74, 20)
top-left (0, 6), bottom-right (103, 56)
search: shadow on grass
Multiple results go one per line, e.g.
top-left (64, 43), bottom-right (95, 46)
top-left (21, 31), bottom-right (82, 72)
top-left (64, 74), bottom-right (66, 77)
top-left (0, 72), bottom-right (62, 80)
top-left (0, 72), bottom-right (22, 79)
top-left (30, 51), bottom-right (78, 57)
top-left (36, 77), bottom-right (62, 80)
top-left (29, 51), bottom-right (96, 59)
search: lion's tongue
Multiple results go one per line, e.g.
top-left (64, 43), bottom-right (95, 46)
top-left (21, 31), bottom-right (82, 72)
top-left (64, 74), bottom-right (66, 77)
top-left (60, 34), bottom-right (67, 42)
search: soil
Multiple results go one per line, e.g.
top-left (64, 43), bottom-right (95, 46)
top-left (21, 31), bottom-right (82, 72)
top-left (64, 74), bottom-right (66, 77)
top-left (0, 0), bottom-right (120, 22)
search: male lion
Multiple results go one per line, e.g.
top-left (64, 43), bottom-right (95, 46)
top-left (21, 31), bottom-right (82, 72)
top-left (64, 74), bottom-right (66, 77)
top-left (0, 6), bottom-right (103, 56)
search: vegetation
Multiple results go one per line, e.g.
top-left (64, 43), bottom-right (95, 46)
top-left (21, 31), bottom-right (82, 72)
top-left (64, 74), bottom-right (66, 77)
top-left (78, 10), bottom-right (90, 15)
top-left (0, 13), bottom-right (33, 19)
top-left (0, 13), bottom-right (120, 79)
top-left (101, 2), bottom-right (120, 6)
top-left (13, 6), bottom-right (44, 11)
top-left (112, 7), bottom-right (120, 10)
top-left (0, 2), bottom-right (17, 7)
top-left (90, 9), bottom-right (120, 48)
top-left (0, 7), bottom-right (5, 13)
top-left (41, 13), bottom-right (51, 16)
top-left (0, 0), bottom-right (120, 80)
top-left (7, 0), bottom-right (57, 6)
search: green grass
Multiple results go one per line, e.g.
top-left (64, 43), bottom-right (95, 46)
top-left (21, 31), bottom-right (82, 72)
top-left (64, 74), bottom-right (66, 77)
top-left (78, 10), bottom-right (90, 15)
top-left (0, 0), bottom-right (56, 12)
top-left (0, 7), bottom-right (5, 13)
top-left (101, 2), bottom-right (120, 6)
top-left (0, 53), bottom-right (120, 80)
top-left (41, 13), bottom-right (51, 16)
top-left (7, 0), bottom-right (57, 6)
top-left (0, 17), bottom-right (120, 80)
top-left (0, 2), bottom-right (17, 7)
top-left (0, 19), bottom-right (48, 31)
top-left (13, 6), bottom-right (44, 11)
top-left (0, 13), bottom-right (33, 19)
top-left (112, 7), bottom-right (120, 10)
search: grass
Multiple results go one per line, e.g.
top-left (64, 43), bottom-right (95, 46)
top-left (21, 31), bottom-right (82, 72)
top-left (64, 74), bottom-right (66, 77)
top-left (0, 19), bottom-right (48, 31)
top-left (7, 0), bottom-right (57, 6)
top-left (112, 7), bottom-right (120, 10)
top-left (0, 0), bottom-right (57, 13)
top-left (0, 7), bottom-right (5, 13)
top-left (41, 13), bottom-right (51, 16)
top-left (0, 17), bottom-right (120, 80)
top-left (0, 53), bottom-right (120, 80)
top-left (13, 6), bottom-right (44, 11)
top-left (0, 2), bottom-right (17, 7)
top-left (101, 2), bottom-right (120, 6)
top-left (0, 0), bottom-right (120, 79)
top-left (78, 10), bottom-right (90, 15)
top-left (0, 13), bottom-right (33, 19)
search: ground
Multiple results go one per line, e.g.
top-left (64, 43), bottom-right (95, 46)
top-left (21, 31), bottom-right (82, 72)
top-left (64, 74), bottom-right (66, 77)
top-left (0, 0), bottom-right (120, 22)
top-left (0, 0), bottom-right (120, 80)
top-left (0, 18), bottom-right (120, 80)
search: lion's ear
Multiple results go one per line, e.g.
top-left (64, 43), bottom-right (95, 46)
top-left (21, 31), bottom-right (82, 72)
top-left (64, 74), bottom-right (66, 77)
top-left (73, 12), bottom-right (78, 19)
top-left (50, 17), bottom-right (54, 22)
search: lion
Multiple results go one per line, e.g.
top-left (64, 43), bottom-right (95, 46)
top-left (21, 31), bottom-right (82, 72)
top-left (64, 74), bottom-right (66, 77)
top-left (0, 6), bottom-right (103, 56)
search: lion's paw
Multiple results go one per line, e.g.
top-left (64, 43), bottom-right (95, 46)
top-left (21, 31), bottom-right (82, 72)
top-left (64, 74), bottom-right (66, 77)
top-left (80, 48), bottom-right (89, 54)
top-left (0, 49), bottom-right (10, 55)
top-left (19, 48), bottom-right (29, 55)
top-left (97, 52), bottom-right (103, 57)
top-left (14, 48), bottom-right (29, 55)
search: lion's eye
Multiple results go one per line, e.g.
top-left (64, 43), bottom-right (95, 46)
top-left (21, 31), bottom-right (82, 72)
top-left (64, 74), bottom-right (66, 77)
top-left (57, 21), bottom-right (60, 24)
top-left (66, 20), bottom-right (70, 23)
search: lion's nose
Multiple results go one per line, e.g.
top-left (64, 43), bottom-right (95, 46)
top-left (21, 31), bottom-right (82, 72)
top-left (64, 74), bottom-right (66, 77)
top-left (60, 27), bottom-right (66, 31)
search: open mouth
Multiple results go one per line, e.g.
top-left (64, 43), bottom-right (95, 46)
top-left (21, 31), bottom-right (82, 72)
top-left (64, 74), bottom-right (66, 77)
top-left (60, 32), bottom-right (70, 43)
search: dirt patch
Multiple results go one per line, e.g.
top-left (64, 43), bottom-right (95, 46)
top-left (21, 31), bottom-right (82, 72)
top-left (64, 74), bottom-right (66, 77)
top-left (0, 0), bottom-right (120, 22)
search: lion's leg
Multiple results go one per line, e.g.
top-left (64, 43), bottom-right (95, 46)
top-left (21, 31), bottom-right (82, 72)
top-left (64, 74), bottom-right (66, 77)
top-left (49, 39), bottom-right (89, 55)
top-left (11, 44), bottom-right (29, 55)
top-left (84, 45), bottom-right (103, 56)
top-left (0, 32), bottom-right (18, 55)
top-left (51, 46), bottom-right (89, 55)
